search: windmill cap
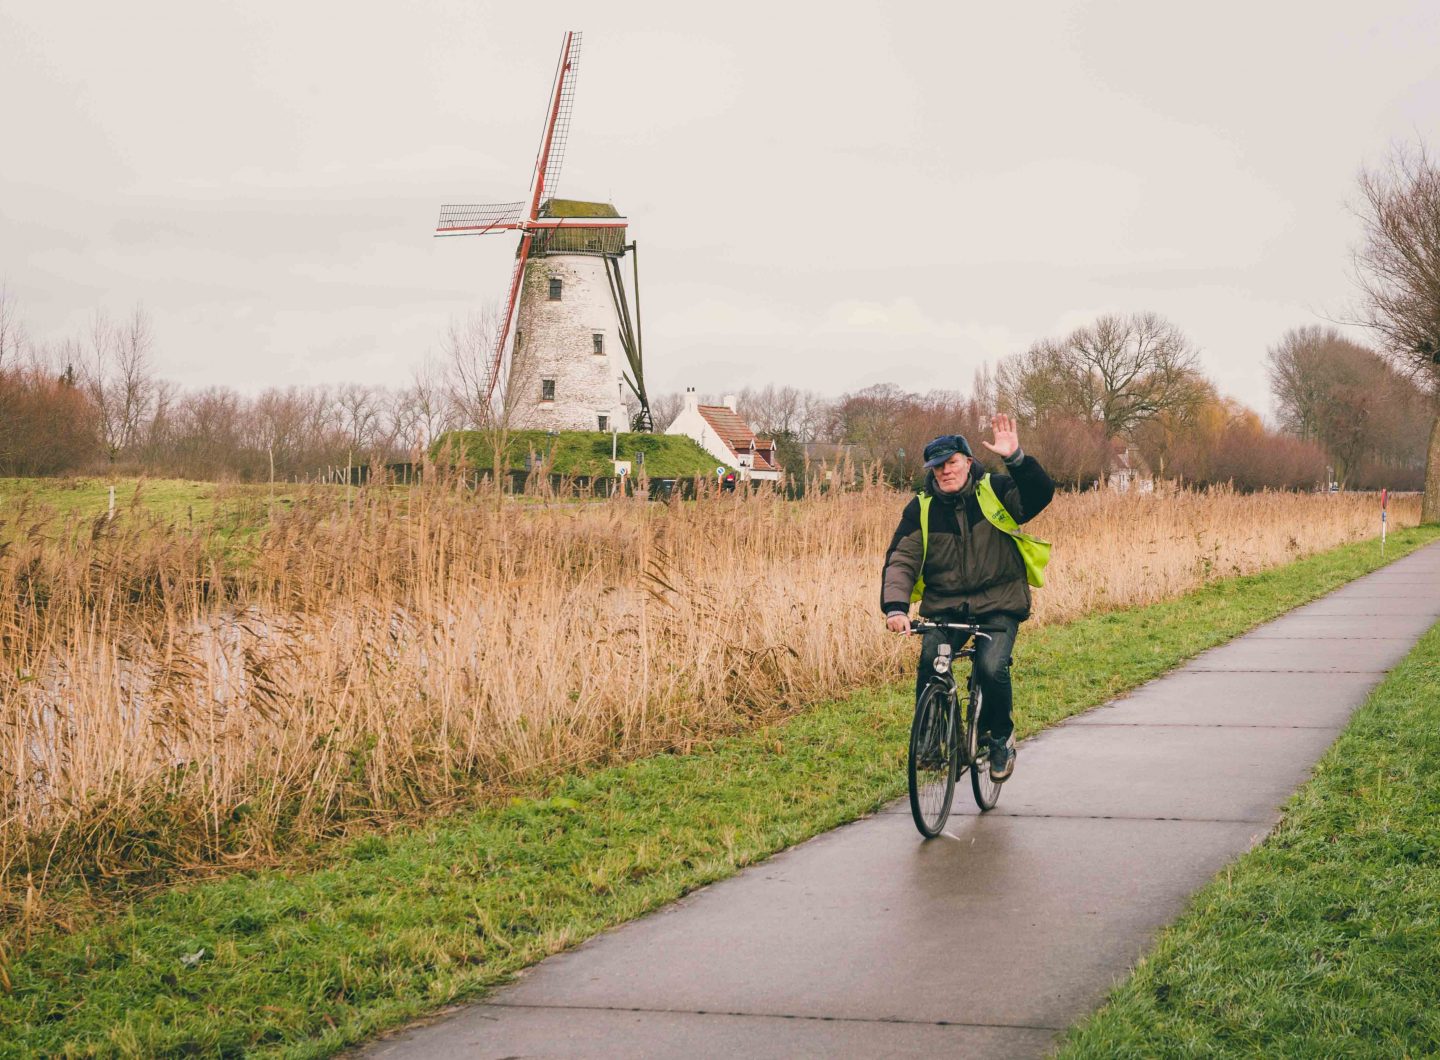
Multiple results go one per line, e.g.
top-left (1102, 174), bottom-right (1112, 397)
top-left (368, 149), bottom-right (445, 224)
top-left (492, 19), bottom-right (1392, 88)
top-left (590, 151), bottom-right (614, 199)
top-left (923, 434), bottom-right (973, 468)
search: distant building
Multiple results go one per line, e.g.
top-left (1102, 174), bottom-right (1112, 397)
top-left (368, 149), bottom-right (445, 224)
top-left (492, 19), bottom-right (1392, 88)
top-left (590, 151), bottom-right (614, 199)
top-left (800, 442), bottom-right (859, 464)
top-left (666, 389), bottom-right (783, 482)
top-left (1105, 442), bottom-right (1154, 493)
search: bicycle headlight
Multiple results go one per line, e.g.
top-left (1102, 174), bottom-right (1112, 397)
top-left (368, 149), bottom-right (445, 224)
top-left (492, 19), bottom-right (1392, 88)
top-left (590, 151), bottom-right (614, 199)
top-left (932, 653), bottom-right (951, 675)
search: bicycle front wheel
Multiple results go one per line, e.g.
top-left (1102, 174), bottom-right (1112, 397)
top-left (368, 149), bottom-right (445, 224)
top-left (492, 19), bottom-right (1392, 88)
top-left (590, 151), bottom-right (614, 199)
top-left (908, 682), bottom-right (958, 837)
top-left (968, 685), bottom-right (1003, 811)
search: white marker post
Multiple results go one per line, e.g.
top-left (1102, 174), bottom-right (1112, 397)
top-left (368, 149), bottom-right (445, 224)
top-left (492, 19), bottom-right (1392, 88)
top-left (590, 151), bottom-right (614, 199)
top-left (1381, 488), bottom-right (1388, 555)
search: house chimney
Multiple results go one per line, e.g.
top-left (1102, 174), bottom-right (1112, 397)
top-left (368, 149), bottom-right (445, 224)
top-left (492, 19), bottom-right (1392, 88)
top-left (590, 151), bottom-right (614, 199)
top-left (683, 386), bottom-right (698, 413)
top-left (723, 394), bottom-right (737, 412)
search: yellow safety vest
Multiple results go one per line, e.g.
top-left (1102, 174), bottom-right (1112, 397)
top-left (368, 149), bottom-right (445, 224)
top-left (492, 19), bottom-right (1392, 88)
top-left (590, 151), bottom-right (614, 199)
top-left (909, 474), bottom-right (1052, 603)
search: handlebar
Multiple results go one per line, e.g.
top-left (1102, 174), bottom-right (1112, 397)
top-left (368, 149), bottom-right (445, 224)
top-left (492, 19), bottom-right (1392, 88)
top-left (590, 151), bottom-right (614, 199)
top-left (908, 619), bottom-right (996, 640)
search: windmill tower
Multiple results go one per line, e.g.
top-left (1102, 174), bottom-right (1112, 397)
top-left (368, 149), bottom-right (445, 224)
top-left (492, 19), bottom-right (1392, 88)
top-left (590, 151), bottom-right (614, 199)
top-left (435, 31), bottom-right (652, 433)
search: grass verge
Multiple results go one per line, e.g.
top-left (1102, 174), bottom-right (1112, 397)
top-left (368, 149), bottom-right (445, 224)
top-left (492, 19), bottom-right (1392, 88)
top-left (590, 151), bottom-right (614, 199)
top-left (1055, 608), bottom-right (1440, 1057)
top-left (4, 527), bottom-right (1437, 1058)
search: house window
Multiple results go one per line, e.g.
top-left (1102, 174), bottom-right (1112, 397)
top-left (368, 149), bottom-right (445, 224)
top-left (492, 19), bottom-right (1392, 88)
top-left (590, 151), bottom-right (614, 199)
top-left (592, 332), bottom-right (604, 355)
top-left (548, 277), bottom-right (563, 300)
top-left (540, 378), bottom-right (556, 402)
top-left (598, 414), bottom-right (610, 432)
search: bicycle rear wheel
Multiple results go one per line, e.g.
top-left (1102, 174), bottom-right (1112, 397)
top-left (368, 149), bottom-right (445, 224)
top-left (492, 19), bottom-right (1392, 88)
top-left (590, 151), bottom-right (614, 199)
top-left (968, 685), bottom-right (1003, 811)
top-left (908, 682), bottom-right (958, 837)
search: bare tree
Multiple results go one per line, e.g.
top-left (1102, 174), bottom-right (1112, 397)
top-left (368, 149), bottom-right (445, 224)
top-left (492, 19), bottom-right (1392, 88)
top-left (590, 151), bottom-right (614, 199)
top-left (1268, 325), bottom-right (1337, 441)
top-left (647, 391), bottom-right (685, 432)
top-left (995, 313), bottom-right (1206, 486)
top-left (335, 383), bottom-right (394, 457)
top-left (82, 305), bottom-right (158, 464)
top-left (443, 305), bottom-right (503, 429)
top-left (1352, 142), bottom-right (1440, 520)
top-left (835, 383), bottom-right (912, 468)
top-left (1268, 325), bottom-right (1431, 488)
top-left (995, 339), bottom-right (1092, 426)
top-left (113, 305), bottom-right (158, 458)
top-left (0, 282), bottom-right (27, 372)
top-left (1049, 313), bottom-right (1205, 437)
top-left (403, 353), bottom-right (457, 450)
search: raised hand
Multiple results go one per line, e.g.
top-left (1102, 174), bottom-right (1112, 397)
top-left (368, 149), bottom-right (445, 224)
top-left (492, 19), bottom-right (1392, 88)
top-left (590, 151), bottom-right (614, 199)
top-left (981, 413), bottom-right (1020, 459)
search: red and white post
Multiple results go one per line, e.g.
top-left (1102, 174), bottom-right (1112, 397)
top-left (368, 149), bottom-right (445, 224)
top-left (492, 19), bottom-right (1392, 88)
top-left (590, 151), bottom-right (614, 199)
top-left (1381, 488), bottom-right (1389, 554)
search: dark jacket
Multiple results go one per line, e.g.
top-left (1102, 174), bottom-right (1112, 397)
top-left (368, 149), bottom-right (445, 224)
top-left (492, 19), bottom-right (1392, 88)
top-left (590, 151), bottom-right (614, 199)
top-left (880, 450), bottom-right (1055, 619)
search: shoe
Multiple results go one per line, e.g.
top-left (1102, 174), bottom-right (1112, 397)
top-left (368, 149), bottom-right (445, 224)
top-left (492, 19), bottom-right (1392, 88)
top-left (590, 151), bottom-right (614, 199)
top-left (989, 735), bottom-right (1016, 782)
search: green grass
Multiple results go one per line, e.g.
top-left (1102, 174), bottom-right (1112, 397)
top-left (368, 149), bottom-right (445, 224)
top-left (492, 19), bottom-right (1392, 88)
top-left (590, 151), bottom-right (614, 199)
top-left (435, 429), bottom-right (726, 478)
top-left (1056, 614), bottom-right (1440, 1057)
top-left (0, 477), bottom-right (301, 546)
top-left (3, 528), bottom-right (1437, 1058)
top-left (0, 477), bottom-right (239, 523)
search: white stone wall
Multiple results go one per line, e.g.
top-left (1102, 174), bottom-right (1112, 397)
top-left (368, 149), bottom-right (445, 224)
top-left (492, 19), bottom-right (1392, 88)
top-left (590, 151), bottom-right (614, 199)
top-left (507, 254), bottom-right (628, 431)
top-left (666, 401), bottom-right (737, 473)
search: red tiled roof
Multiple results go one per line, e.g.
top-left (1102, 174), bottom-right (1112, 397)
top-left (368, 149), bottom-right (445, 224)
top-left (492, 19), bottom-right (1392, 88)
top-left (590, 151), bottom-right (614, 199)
top-left (696, 404), bottom-right (783, 472)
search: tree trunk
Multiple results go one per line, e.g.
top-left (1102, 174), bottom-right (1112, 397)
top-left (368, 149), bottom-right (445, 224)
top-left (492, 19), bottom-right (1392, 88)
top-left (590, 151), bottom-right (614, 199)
top-left (1423, 413), bottom-right (1440, 524)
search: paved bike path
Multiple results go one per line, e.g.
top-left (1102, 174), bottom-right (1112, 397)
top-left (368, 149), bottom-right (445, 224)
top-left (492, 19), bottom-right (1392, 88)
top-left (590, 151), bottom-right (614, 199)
top-left (361, 543), bottom-right (1440, 1059)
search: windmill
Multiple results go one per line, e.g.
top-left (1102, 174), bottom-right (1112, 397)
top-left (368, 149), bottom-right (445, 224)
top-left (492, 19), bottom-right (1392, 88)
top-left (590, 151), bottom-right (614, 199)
top-left (435, 31), bottom-right (653, 433)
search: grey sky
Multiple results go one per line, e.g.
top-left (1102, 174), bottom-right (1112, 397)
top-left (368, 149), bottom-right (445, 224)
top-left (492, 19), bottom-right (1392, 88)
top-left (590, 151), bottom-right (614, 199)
top-left (3, 0), bottom-right (1438, 415)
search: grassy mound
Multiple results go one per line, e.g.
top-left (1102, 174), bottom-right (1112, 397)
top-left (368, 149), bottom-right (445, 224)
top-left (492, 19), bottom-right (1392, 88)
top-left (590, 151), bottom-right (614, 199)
top-left (433, 430), bottom-right (726, 478)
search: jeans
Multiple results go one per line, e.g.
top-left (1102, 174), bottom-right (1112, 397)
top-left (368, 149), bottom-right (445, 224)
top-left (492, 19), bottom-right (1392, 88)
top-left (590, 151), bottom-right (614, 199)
top-left (914, 613), bottom-right (1021, 741)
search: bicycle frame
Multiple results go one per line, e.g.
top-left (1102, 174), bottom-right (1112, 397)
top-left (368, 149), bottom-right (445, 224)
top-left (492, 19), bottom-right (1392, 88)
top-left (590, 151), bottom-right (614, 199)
top-left (905, 620), bottom-right (1006, 833)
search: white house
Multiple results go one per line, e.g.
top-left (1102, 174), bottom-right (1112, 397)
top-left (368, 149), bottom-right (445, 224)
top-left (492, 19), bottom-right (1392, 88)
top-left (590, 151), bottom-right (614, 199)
top-left (666, 389), bottom-right (783, 482)
top-left (1105, 442), bottom-right (1155, 493)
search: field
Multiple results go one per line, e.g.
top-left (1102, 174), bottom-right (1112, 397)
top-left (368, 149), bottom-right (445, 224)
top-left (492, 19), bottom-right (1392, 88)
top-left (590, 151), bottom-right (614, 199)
top-left (0, 476), bottom-right (277, 526)
top-left (0, 475), bottom-right (1419, 930)
top-left (4, 528), bottom-right (1437, 1057)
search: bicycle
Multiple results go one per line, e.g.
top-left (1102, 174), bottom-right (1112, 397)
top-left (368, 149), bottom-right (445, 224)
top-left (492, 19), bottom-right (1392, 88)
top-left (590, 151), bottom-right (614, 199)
top-left (906, 619), bottom-right (1009, 837)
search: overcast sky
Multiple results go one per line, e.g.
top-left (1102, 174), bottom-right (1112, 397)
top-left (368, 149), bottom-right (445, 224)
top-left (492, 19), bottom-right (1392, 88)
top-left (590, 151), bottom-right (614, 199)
top-left (3, 1), bottom-right (1438, 415)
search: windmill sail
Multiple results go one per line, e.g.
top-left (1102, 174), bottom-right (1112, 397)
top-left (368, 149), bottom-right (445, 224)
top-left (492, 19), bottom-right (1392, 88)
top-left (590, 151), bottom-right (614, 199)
top-left (528, 32), bottom-right (582, 215)
top-left (435, 201), bottom-right (524, 236)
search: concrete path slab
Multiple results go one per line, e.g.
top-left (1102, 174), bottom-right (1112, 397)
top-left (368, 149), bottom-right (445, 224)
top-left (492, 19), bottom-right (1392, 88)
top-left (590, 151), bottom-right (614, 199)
top-left (1297, 599), bottom-right (1440, 616)
top-left (1243, 612), bottom-right (1436, 639)
top-left (356, 542), bottom-right (1440, 1059)
top-left (363, 1004), bottom-right (1058, 1059)
top-left (1066, 670), bottom-right (1377, 728)
top-left (1186, 635), bottom-right (1415, 672)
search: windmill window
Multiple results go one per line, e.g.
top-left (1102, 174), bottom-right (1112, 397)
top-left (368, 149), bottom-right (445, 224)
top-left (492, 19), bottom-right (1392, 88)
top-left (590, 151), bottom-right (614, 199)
top-left (592, 333), bottom-right (605, 355)
top-left (514, 329), bottom-right (523, 350)
top-left (598, 414), bottom-right (610, 432)
top-left (540, 378), bottom-right (556, 402)
top-left (548, 277), bottom-right (563, 300)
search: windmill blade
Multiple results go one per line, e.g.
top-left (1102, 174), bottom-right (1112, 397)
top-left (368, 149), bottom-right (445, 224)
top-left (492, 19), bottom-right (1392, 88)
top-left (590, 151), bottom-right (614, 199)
top-left (436, 201), bottom-right (524, 237)
top-left (483, 234), bottom-right (533, 408)
top-left (604, 253), bottom-right (653, 429)
top-left (525, 31), bottom-right (583, 219)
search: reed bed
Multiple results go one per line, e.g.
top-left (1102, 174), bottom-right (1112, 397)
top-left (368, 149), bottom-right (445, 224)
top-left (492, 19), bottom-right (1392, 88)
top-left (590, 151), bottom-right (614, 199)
top-left (0, 478), bottom-right (1416, 920)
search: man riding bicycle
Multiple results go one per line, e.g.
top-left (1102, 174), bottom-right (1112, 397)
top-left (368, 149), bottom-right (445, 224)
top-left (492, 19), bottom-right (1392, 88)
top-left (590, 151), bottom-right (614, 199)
top-left (882, 415), bottom-right (1055, 782)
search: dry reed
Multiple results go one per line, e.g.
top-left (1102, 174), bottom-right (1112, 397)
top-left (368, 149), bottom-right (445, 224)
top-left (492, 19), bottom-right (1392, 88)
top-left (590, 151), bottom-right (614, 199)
top-left (0, 477), bottom-right (1415, 919)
